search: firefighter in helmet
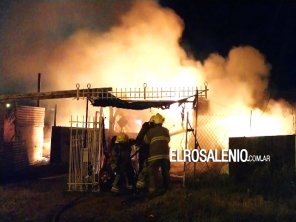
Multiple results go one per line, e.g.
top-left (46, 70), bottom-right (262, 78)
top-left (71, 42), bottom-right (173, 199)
top-left (135, 115), bottom-right (155, 190)
top-left (136, 115), bottom-right (155, 173)
top-left (144, 113), bottom-right (170, 196)
top-left (110, 132), bottom-right (135, 193)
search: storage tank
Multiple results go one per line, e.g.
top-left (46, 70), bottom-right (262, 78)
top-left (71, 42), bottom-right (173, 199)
top-left (15, 106), bottom-right (45, 164)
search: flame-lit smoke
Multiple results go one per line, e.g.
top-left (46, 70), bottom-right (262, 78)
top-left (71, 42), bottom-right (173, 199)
top-left (203, 47), bottom-right (270, 109)
top-left (0, 0), bottom-right (295, 167)
top-left (0, 0), bottom-right (133, 92)
top-left (44, 2), bottom-right (203, 90)
top-left (200, 47), bottom-right (295, 149)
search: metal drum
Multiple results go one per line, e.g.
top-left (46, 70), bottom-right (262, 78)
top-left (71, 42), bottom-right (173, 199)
top-left (15, 106), bottom-right (45, 164)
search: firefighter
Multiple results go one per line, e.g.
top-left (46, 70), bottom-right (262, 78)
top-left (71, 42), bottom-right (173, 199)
top-left (144, 113), bottom-right (170, 196)
top-left (110, 132), bottom-right (135, 193)
top-left (136, 115), bottom-right (155, 173)
top-left (135, 115), bottom-right (155, 190)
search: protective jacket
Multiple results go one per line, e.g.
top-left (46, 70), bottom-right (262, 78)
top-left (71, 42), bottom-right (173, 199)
top-left (136, 121), bottom-right (154, 172)
top-left (144, 124), bottom-right (170, 162)
top-left (110, 141), bottom-right (134, 192)
top-left (110, 142), bottom-right (132, 171)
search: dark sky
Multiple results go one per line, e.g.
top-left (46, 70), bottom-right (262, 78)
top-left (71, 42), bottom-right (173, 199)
top-left (160, 0), bottom-right (296, 98)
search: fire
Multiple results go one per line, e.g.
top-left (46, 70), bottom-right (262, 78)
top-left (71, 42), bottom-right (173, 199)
top-left (1, 1), bottom-right (295, 168)
top-left (43, 1), bottom-right (294, 146)
top-left (43, 140), bottom-right (51, 158)
top-left (211, 108), bottom-right (294, 148)
top-left (30, 127), bottom-right (43, 162)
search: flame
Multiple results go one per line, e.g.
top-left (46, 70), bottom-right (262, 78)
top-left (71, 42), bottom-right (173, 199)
top-left (1, 1), bottom-right (295, 169)
top-left (43, 140), bottom-right (51, 158)
top-left (210, 107), bottom-right (294, 149)
top-left (42, 1), bottom-right (294, 146)
top-left (32, 127), bottom-right (44, 162)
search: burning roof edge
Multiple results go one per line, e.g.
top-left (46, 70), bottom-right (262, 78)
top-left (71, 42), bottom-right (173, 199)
top-left (90, 94), bottom-right (195, 110)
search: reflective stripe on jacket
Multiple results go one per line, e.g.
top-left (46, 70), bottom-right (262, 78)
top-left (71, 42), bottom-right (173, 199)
top-left (144, 125), bottom-right (170, 162)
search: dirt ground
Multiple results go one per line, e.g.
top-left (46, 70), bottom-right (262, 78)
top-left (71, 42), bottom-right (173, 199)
top-left (0, 175), bottom-right (184, 222)
top-left (1, 172), bottom-right (296, 222)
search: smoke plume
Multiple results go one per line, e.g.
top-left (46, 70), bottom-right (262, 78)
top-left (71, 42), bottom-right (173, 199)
top-left (0, 0), bottom-right (294, 138)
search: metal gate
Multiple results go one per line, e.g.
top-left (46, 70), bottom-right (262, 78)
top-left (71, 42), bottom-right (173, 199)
top-left (67, 112), bottom-right (105, 191)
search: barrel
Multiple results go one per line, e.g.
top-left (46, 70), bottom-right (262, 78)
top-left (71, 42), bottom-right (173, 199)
top-left (15, 106), bottom-right (45, 164)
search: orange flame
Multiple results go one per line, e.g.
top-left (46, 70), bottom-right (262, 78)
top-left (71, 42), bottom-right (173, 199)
top-left (17, 1), bottom-right (292, 165)
top-left (42, 1), bottom-right (294, 142)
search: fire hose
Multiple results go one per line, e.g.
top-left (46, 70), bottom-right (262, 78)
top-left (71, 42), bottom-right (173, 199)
top-left (52, 193), bottom-right (88, 222)
top-left (130, 146), bottom-right (140, 159)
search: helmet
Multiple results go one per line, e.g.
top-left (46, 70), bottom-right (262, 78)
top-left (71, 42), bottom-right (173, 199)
top-left (153, 113), bottom-right (165, 124)
top-left (149, 115), bottom-right (155, 123)
top-left (115, 132), bottom-right (128, 143)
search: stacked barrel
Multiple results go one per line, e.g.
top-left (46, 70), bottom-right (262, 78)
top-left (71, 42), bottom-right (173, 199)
top-left (15, 106), bottom-right (45, 164)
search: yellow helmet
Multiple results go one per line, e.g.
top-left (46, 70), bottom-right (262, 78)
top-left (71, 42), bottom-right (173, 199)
top-left (149, 115), bottom-right (155, 123)
top-left (153, 113), bottom-right (165, 124)
top-left (115, 132), bottom-right (128, 143)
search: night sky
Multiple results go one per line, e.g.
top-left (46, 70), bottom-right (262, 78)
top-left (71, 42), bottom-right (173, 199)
top-left (161, 0), bottom-right (296, 100)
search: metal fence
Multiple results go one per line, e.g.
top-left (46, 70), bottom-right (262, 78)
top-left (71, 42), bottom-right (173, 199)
top-left (67, 113), bottom-right (105, 191)
top-left (111, 85), bottom-right (206, 100)
top-left (72, 83), bottom-right (208, 101)
top-left (183, 108), bottom-right (296, 181)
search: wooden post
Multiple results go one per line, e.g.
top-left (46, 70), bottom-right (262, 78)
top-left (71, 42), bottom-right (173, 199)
top-left (54, 104), bottom-right (57, 127)
top-left (37, 73), bottom-right (41, 107)
top-left (84, 97), bottom-right (89, 147)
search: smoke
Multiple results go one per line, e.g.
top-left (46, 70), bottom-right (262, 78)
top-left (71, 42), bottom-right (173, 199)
top-left (0, 0), bottom-right (270, 103)
top-left (45, 0), bottom-right (202, 90)
top-left (203, 46), bottom-right (271, 110)
top-left (0, 0), bottom-right (294, 137)
top-left (0, 0), bottom-right (133, 92)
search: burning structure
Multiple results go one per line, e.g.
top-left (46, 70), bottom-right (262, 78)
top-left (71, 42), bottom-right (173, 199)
top-left (0, 83), bottom-right (208, 188)
top-left (0, 1), bottom-right (296, 184)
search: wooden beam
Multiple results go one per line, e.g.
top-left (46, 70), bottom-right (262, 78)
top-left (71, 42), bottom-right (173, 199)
top-left (0, 87), bottom-right (112, 102)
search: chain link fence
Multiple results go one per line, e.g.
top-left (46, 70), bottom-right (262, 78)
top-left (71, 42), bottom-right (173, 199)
top-left (184, 107), bottom-right (296, 176)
